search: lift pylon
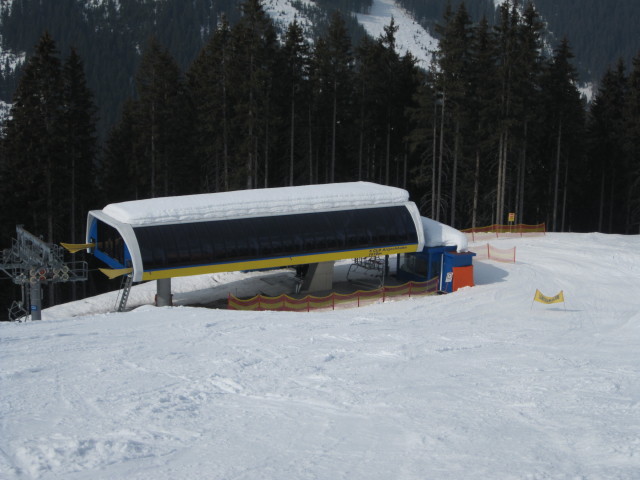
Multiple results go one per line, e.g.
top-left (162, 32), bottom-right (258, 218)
top-left (0, 225), bottom-right (88, 321)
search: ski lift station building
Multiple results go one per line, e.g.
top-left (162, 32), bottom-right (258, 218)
top-left (80, 182), bottom-right (473, 304)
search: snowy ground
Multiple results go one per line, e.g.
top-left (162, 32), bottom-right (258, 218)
top-left (2, 232), bottom-right (640, 479)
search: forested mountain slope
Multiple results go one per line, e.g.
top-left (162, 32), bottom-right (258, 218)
top-left (0, 0), bottom-right (370, 135)
top-left (397, 0), bottom-right (640, 82)
top-left (1, 0), bottom-right (638, 136)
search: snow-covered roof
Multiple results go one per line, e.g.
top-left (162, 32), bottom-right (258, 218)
top-left (102, 182), bottom-right (410, 226)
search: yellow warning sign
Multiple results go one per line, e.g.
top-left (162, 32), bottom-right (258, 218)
top-left (533, 289), bottom-right (565, 304)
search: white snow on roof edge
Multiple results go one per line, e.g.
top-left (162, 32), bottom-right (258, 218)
top-left (102, 182), bottom-right (410, 226)
top-left (421, 216), bottom-right (468, 252)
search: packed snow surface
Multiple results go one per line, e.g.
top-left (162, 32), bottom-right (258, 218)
top-left (102, 182), bottom-right (409, 225)
top-left (2, 232), bottom-right (640, 479)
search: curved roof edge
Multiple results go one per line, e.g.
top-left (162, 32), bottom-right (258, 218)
top-left (102, 182), bottom-right (410, 226)
top-left (87, 210), bottom-right (144, 281)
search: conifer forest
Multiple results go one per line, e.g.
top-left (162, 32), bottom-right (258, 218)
top-left (1, 0), bottom-right (640, 308)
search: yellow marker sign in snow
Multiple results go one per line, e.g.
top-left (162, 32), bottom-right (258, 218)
top-left (534, 289), bottom-right (565, 304)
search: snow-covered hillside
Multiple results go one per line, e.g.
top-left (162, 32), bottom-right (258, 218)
top-left (2, 232), bottom-right (640, 479)
top-left (262, 0), bottom-right (438, 68)
top-left (354, 0), bottom-right (438, 67)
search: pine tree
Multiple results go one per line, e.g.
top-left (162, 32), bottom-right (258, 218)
top-left (133, 37), bottom-right (189, 198)
top-left (101, 99), bottom-right (138, 202)
top-left (513, 1), bottom-right (545, 225)
top-left (406, 67), bottom-right (437, 216)
top-left (539, 38), bottom-right (584, 232)
top-left (0, 32), bottom-right (64, 243)
top-left (625, 52), bottom-right (640, 233)
top-left (435, 2), bottom-right (473, 227)
top-left (354, 34), bottom-right (380, 182)
top-left (0, 33), bottom-right (98, 307)
top-left (61, 48), bottom-right (98, 243)
top-left (187, 16), bottom-right (233, 192)
top-left (229, 0), bottom-right (278, 189)
top-left (312, 11), bottom-right (354, 183)
top-left (587, 61), bottom-right (628, 233)
top-left (493, 0), bottom-right (520, 225)
top-left (280, 19), bottom-right (311, 186)
top-left (467, 15), bottom-right (498, 228)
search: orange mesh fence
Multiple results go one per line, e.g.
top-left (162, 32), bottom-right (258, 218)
top-left (462, 223), bottom-right (545, 242)
top-left (283, 296), bottom-right (311, 312)
top-left (228, 279), bottom-right (439, 312)
top-left (469, 243), bottom-right (489, 260)
top-left (469, 244), bottom-right (516, 263)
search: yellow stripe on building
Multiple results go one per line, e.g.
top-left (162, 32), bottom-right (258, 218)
top-left (140, 244), bottom-right (418, 281)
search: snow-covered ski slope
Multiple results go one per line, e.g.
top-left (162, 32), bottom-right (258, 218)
top-left (2, 232), bottom-right (640, 479)
top-left (263, 0), bottom-right (438, 68)
top-left (354, 0), bottom-right (437, 68)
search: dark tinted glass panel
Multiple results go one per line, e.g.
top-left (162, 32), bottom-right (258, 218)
top-left (133, 206), bottom-right (418, 270)
top-left (96, 220), bottom-right (125, 264)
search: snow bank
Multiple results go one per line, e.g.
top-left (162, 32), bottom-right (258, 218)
top-left (421, 216), bottom-right (468, 252)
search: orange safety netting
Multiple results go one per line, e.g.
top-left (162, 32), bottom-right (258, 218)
top-left (468, 243), bottom-right (516, 263)
top-left (228, 278), bottom-right (439, 312)
top-left (461, 223), bottom-right (545, 242)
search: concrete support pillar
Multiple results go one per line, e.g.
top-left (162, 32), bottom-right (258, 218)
top-left (30, 282), bottom-right (42, 320)
top-left (301, 261), bottom-right (335, 293)
top-left (156, 278), bottom-right (173, 307)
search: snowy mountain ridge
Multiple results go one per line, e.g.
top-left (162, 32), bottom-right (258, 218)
top-left (261, 0), bottom-right (438, 67)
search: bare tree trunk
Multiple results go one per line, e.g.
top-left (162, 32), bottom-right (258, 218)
top-left (385, 122), bottom-right (391, 185)
top-left (247, 53), bottom-right (255, 190)
top-left (436, 92), bottom-right (446, 222)
top-left (289, 90), bottom-right (295, 186)
top-left (451, 118), bottom-right (460, 228)
top-left (561, 151), bottom-right (569, 232)
top-left (516, 121), bottom-right (529, 223)
top-left (163, 151), bottom-right (169, 197)
top-left (222, 50), bottom-right (229, 191)
top-left (403, 148), bottom-right (407, 190)
top-left (264, 116), bottom-right (269, 189)
top-left (552, 121), bottom-right (562, 232)
top-left (330, 81), bottom-right (337, 183)
top-left (358, 84), bottom-right (364, 181)
top-left (151, 102), bottom-right (156, 197)
top-left (46, 152), bottom-right (55, 307)
top-left (608, 171), bottom-right (615, 233)
top-left (500, 131), bottom-right (509, 223)
top-left (308, 106), bottom-right (313, 184)
top-left (71, 154), bottom-right (77, 300)
top-left (432, 102), bottom-right (437, 219)
top-left (598, 169), bottom-right (605, 232)
top-left (472, 150), bottom-right (480, 228)
top-left (496, 131), bottom-right (504, 224)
